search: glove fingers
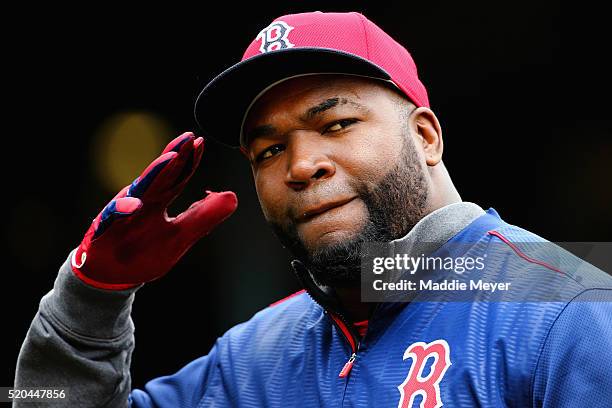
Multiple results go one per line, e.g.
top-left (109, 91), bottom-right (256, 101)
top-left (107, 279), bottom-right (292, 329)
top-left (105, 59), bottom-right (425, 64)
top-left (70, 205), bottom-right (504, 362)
top-left (170, 137), bottom-right (204, 191)
top-left (93, 197), bottom-right (143, 239)
top-left (173, 190), bottom-right (238, 242)
top-left (112, 185), bottom-right (131, 201)
top-left (127, 151), bottom-right (177, 198)
top-left (126, 132), bottom-right (196, 200)
top-left (162, 131), bottom-right (195, 154)
top-left (140, 136), bottom-right (196, 201)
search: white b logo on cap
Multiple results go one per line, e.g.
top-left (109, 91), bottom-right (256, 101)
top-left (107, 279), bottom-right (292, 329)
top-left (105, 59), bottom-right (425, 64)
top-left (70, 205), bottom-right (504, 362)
top-left (256, 21), bottom-right (295, 53)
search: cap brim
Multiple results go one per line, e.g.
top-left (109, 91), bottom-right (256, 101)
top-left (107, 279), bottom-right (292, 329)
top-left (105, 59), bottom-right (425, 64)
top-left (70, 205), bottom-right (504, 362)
top-left (194, 48), bottom-right (391, 148)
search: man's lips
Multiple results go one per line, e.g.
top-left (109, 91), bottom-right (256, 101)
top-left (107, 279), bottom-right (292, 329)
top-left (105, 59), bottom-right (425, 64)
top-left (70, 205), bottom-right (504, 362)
top-left (297, 197), bottom-right (358, 222)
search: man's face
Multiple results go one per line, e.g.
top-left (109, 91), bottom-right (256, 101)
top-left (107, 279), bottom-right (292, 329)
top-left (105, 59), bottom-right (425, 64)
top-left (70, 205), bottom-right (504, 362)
top-left (243, 74), bottom-right (429, 286)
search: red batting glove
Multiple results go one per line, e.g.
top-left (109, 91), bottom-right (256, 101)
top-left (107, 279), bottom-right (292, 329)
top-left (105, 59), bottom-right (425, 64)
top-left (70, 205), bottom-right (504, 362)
top-left (71, 131), bottom-right (238, 290)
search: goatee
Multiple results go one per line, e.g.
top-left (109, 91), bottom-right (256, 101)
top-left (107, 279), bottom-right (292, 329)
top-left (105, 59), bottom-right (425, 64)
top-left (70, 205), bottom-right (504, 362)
top-left (270, 135), bottom-right (429, 288)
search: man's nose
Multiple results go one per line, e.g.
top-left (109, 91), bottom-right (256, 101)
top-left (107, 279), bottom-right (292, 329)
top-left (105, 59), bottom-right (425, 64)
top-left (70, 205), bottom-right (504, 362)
top-left (285, 132), bottom-right (335, 191)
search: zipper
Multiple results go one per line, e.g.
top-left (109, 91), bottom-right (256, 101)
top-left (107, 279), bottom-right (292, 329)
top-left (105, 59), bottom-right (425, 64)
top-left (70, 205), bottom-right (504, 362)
top-left (331, 303), bottom-right (389, 378)
top-left (290, 259), bottom-right (366, 379)
top-left (339, 352), bottom-right (357, 378)
top-left (329, 312), bottom-right (361, 378)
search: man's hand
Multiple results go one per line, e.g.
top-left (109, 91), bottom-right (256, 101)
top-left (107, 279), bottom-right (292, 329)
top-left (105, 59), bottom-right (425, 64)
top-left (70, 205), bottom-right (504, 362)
top-left (71, 131), bottom-right (238, 290)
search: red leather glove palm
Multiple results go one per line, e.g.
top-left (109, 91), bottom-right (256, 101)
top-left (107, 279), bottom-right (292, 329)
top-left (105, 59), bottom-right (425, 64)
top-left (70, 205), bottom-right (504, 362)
top-left (71, 132), bottom-right (238, 290)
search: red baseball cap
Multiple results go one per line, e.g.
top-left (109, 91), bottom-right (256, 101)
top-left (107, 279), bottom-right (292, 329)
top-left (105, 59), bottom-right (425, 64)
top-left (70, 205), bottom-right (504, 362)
top-left (194, 11), bottom-right (429, 148)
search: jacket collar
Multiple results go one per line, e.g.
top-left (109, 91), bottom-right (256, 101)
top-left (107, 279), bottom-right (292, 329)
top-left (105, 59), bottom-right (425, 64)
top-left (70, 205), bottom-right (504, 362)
top-left (292, 202), bottom-right (486, 322)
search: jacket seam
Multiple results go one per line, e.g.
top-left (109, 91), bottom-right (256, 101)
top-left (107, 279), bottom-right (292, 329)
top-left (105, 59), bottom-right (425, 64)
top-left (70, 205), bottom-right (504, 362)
top-left (529, 287), bottom-right (611, 405)
top-left (488, 229), bottom-right (587, 288)
top-left (197, 337), bottom-right (225, 407)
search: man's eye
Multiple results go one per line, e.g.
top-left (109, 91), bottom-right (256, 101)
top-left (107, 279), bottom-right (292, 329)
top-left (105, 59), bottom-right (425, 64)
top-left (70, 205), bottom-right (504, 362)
top-left (325, 119), bottom-right (358, 133)
top-left (256, 144), bottom-right (285, 162)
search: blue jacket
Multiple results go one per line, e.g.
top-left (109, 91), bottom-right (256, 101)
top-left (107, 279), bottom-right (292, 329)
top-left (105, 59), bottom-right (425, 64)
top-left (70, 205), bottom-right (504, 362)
top-left (130, 209), bottom-right (612, 407)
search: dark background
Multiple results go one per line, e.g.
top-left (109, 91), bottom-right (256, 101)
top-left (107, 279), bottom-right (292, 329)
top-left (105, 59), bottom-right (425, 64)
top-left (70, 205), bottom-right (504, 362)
top-left (5, 0), bottom-right (610, 389)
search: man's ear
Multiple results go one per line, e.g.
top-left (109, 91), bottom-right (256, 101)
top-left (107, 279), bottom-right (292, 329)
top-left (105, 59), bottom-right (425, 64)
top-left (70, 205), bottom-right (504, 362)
top-left (410, 107), bottom-right (443, 166)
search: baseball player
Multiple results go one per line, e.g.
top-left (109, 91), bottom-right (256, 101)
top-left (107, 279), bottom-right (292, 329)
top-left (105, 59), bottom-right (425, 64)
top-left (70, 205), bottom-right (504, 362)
top-left (14, 11), bottom-right (612, 408)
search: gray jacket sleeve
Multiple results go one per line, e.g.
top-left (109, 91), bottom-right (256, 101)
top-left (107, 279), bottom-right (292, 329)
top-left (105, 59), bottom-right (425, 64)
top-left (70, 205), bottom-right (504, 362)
top-left (14, 250), bottom-right (140, 407)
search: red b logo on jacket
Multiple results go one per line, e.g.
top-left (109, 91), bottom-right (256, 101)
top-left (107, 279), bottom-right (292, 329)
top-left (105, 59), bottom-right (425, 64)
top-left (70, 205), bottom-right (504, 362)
top-left (398, 339), bottom-right (451, 408)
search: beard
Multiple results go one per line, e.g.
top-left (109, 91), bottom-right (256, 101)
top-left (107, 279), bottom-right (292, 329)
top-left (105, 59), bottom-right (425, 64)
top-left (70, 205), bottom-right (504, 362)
top-left (270, 134), bottom-right (429, 288)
